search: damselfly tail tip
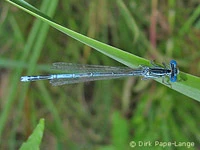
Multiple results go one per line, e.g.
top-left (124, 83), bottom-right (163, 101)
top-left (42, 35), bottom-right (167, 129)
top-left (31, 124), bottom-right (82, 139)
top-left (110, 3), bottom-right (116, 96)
top-left (20, 76), bottom-right (30, 82)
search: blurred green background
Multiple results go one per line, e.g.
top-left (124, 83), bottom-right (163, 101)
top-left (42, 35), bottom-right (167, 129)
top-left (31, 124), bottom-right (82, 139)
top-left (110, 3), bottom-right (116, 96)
top-left (0, 0), bottom-right (200, 149)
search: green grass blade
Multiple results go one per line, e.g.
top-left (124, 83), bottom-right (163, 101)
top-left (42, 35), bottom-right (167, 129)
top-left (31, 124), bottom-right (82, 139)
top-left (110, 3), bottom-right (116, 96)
top-left (19, 118), bottom-right (45, 150)
top-left (6, 0), bottom-right (200, 102)
top-left (0, 0), bottom-right (58, 143)
top-left (116, 0), bottom-right (139, 42)
top-left (179, 4), bottom-right (200, 36)
top-left (155, 72), bottom-right (200, 102)
top-left (6, 0), bottom-right (148, 67)
top-left (111, 111), bottom-right (129, 150)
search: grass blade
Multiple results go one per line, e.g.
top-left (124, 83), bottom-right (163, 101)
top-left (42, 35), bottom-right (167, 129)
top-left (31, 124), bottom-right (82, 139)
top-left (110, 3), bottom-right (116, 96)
top-left (6, 0), bottom-right (200, 101)
top-left (19, 118), bottom-right (45, 150)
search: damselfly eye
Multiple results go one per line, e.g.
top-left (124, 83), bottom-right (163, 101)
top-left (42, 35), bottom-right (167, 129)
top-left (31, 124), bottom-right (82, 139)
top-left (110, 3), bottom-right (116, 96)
top-left (170, 75), bottom-right (177, 82)
top-left (170, 60), bottom-right (177, 66)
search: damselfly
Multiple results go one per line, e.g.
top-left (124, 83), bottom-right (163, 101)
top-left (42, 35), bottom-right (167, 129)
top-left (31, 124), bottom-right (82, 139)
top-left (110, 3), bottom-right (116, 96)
top-left (20, 60), bottom-right (179, 86)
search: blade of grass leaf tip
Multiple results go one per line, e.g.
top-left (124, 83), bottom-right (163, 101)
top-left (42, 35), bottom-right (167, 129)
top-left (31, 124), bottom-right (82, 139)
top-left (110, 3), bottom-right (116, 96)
top-left (19, 119), bottom-right (45, 150)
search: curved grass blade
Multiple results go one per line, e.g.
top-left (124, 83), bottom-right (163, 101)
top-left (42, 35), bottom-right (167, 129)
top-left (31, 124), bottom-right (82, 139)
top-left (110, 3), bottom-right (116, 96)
top-left (6, 0), bottom-right (200, 102)
top-left (19, 118), bottom-right (45, 150)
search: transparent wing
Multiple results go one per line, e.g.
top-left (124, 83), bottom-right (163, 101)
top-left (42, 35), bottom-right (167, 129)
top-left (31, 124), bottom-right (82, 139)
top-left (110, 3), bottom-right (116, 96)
top-left (52, 62), bottom-right (133, 73)
top-left (49, 63), bottom-right (147, 86)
